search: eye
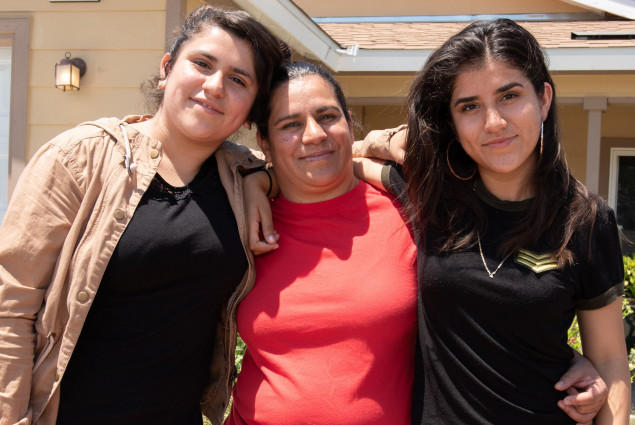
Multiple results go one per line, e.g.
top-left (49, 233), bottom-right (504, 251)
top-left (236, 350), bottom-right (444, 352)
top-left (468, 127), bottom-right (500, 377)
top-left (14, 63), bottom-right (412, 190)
top-left (501, 92), bottom-right (518, 102)
top-left (281, 121), bottom-right (300, 130)
top-left (193, 59), bottom-right (210, 69)
top-left (318, 113), bottom-right (338, 122)
top-left (460, 103), bottom-right (478, 113)
top-left (229, 76), bottom-right (247, 87)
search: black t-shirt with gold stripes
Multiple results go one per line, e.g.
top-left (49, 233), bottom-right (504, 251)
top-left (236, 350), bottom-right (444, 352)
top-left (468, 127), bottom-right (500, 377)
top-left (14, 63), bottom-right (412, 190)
top-left (383, 164), bottom-right (624, 424)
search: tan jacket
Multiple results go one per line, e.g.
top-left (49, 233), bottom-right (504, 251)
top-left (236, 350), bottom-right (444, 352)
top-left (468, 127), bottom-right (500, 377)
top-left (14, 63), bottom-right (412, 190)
top-left (0, 116), bottom-right (261, 425)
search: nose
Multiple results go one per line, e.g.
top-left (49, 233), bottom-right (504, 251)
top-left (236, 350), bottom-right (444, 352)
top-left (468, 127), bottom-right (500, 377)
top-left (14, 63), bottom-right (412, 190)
top-left (302, 117), bottom-right (327, 145)
top-left (484, 106), bottom-right (507, 134)
top-left (203, 71), bottom-right (225, 98)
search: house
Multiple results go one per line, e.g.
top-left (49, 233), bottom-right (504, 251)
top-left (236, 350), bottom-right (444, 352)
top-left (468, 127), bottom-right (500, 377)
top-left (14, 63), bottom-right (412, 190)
top-left (1, 0), bottom-right (634, 253)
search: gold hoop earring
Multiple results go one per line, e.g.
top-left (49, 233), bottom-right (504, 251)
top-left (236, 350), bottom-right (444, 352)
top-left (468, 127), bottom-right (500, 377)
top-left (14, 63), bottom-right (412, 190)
top-left (446, 139), bottom-right (476, 181)
top-left (539, 121), bottom-right (544, 157)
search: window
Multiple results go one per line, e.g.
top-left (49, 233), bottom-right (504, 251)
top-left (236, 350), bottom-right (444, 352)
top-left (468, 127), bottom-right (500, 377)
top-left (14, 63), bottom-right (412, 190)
top-left (0, 16), bottom-right (29, 224)
top-left (608, 148), bottom-right (635, 256)
top-left (0, 46), bottom-right (10, 222)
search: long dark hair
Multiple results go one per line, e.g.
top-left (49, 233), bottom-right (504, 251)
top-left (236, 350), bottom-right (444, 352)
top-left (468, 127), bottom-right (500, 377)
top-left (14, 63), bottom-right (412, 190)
top-left (142, 5), bottom-right (290, 124)
top-left (404, 18), bottom-right (597, 265)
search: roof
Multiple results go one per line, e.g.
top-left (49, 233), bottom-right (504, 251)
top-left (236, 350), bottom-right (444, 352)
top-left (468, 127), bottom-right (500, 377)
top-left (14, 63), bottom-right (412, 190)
top-left (318, 20), bottom-right (635, 50)
top-left (235, 0), bottom-right (635, 72)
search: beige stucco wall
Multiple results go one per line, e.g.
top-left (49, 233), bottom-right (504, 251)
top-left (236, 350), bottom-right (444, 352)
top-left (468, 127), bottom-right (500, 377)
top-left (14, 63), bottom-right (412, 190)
top-left (295, 0), bottom-right (589, 17)
top-left (559, 104), bottom-right (588, 180)
top-left (1, 0), bottom-right (167, 158)
top-left (555, 101), bottom-right (635, 192)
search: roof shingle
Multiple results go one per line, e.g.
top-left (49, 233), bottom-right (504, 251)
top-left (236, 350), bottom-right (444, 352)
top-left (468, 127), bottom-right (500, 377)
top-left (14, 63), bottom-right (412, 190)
top-left (318, 20), bottom-right (635, 49)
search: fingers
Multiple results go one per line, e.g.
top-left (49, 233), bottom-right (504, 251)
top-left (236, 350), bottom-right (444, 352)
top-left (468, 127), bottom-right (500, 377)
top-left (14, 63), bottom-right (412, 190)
top-left (555, 360), bottom-right (607, 424)
top-left (251, 239), bottom-right (279, 256)
top-left (557, 399), bottom-right (595, 425)
top-left (389, 127), bottom-right (407, 164)
top-left (247, 209), bottom-right (279, 256)
top-left (557, 377), bottom-right (607, 411)
top-left (351, 141), bottom-right (365, 157)
top-left (560, 386), bottom-right (605, 414)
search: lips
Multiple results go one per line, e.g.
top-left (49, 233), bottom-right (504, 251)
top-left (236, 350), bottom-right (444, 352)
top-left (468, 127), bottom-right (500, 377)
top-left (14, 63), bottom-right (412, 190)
top-left (192, 98), bottom-right (223, 114)
top-left (483, 136), bottom-right (513, 148)
top-left (299, 150), bottom-right (333, 161)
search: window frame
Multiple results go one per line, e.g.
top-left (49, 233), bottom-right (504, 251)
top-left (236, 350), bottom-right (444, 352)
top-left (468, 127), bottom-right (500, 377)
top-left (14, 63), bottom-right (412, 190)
top-left (0, 16), bottom-right (29, 201)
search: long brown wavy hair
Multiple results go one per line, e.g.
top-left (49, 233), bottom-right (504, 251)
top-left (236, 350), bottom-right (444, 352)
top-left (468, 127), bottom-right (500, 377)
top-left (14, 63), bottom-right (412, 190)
top-left (403, 18), bottom-right (599, 266)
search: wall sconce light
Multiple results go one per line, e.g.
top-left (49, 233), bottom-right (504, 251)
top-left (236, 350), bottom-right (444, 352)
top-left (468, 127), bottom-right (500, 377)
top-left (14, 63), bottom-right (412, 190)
top-left (55, 52), bottom-right (87, 91)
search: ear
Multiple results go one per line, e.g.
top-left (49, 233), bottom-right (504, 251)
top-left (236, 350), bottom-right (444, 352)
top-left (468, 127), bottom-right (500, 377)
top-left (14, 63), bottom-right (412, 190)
top-left (243, 121), bottom-right (252, 130)
top-left (540, 82), bottom-right (554, 122)
top-left (158, 53), bottom-right (171, 89)
top-left (256, 133), bottom-right (272, 162)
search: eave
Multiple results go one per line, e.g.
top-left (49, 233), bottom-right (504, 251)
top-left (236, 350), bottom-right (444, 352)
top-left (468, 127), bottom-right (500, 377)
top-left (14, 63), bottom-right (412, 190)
top-left (234, 0), bottom-right (635, 73)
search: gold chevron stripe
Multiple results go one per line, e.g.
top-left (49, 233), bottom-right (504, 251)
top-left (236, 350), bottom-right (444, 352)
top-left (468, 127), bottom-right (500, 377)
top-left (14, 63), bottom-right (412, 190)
top-left (515, 249), bottom-right (559, 273)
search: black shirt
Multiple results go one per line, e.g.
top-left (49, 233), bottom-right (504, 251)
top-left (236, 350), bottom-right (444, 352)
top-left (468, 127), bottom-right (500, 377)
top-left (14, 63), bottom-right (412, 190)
top-left (383, 167), bottom-right (624, 424)
top-left (58, 154), bottom-right (247, 425)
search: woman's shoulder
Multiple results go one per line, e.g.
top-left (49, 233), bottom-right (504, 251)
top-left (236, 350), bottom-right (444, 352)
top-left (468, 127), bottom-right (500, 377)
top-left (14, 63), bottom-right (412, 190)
top-left (569, 182), bottom-right (615, 224)
top-left (567, 183), bottom-right (619, 253)
top-left (216, 141), bottom-right (266, 171)
top-left (46, 116), bottom-right (126, 153)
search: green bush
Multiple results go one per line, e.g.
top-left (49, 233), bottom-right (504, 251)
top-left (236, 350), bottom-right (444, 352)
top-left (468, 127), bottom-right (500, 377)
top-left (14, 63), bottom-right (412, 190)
top-left (625, 254), bottom-right (635, 299)
top-left (568, 254), bottom-right (635, 382)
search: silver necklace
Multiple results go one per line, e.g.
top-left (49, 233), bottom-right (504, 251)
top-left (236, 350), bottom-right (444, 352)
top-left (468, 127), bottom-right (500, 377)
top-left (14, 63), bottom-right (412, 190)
top-left (477, 234), bottom-right (511, 279)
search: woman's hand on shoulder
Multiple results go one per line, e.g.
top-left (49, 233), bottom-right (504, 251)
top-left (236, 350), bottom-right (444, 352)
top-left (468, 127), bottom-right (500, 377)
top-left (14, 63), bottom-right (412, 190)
top-left (244, 169), bottom-right (279, 255)
top-left (352, 124), bottom-right (407, 164)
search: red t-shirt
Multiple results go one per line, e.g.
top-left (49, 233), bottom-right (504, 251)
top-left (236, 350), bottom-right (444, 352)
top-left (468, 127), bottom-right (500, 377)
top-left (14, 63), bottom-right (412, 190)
top-left (226, 182), bottom-right (417, 425)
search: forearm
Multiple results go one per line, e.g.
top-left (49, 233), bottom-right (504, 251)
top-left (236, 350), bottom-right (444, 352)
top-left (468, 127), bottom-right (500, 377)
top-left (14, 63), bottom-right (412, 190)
top-left (594, 359), bottom-right (631, 425)
top-left (352, 124), bottom-right (407, 162)
top-left (352, 157), bottom-right (387, 192)
top-left (578, 300), bottom-right (631, 424)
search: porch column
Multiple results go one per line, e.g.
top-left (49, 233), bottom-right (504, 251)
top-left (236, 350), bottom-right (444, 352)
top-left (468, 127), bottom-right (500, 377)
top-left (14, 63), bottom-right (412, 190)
top-left (583, 97), bottom-right (607, 193)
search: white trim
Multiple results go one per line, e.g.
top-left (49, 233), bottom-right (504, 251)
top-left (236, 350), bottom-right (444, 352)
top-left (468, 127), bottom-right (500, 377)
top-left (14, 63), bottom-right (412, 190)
top-left (237, 0), bottom-right (635, 72)
top-left (584, 97), bottom-right (606, 193)
top-left (313, 13), bottom-right (602, 23)
top-left (236, 0), bottom-right (635, 72)
top-left (560, 0), bottom-right (635, 20)
top-left (608, 148), bottom-right (635, 213)
top-left (0, 46), bottom-right (10, 224)
top-left (233, 0), bottom-right (341, 63)
top-left (546, 47), bottom-right (635, 71)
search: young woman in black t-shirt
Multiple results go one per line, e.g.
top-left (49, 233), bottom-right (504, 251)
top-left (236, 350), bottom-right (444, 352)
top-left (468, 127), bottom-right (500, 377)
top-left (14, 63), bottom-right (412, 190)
top-left (357, 18), bottom-right (630, 425)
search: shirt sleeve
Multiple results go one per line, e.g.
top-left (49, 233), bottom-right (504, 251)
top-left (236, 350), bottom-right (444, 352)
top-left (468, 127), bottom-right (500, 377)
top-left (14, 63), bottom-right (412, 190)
top-left (381, 162), bottom-right (408, 206)
top-left (576, 203), bottom-right (625, 310)
top-left (219, 141), bottom-right (267, 175)
top-left (0, 141), bottom-right (83, 425)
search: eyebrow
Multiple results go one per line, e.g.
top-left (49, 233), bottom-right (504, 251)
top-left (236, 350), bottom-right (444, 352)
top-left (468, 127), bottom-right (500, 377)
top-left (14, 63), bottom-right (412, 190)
top-left (197, 52), bottom-right (255, 82)
top-left (272, 105), bottom-right (342, 126)
top-left (453, 81), bottom-right (525, 107)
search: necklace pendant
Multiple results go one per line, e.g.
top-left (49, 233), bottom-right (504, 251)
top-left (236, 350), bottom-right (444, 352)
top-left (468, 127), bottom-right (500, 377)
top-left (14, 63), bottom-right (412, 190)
top-left (477, 234), bottom-right (510, 279)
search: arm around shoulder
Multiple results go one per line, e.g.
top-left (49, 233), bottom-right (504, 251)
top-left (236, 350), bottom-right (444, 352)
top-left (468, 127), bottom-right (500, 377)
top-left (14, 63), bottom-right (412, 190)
top-left (352, 124), bottom-right (407, 163)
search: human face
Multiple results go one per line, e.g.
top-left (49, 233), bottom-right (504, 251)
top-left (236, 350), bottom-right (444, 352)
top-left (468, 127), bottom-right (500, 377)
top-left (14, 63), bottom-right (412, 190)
top-left (449, 60), bottom-right (552, 199)
top-left (156, 26), bottom-right (258, 151)
top-left (258, 75), bottom-right (356, 203)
